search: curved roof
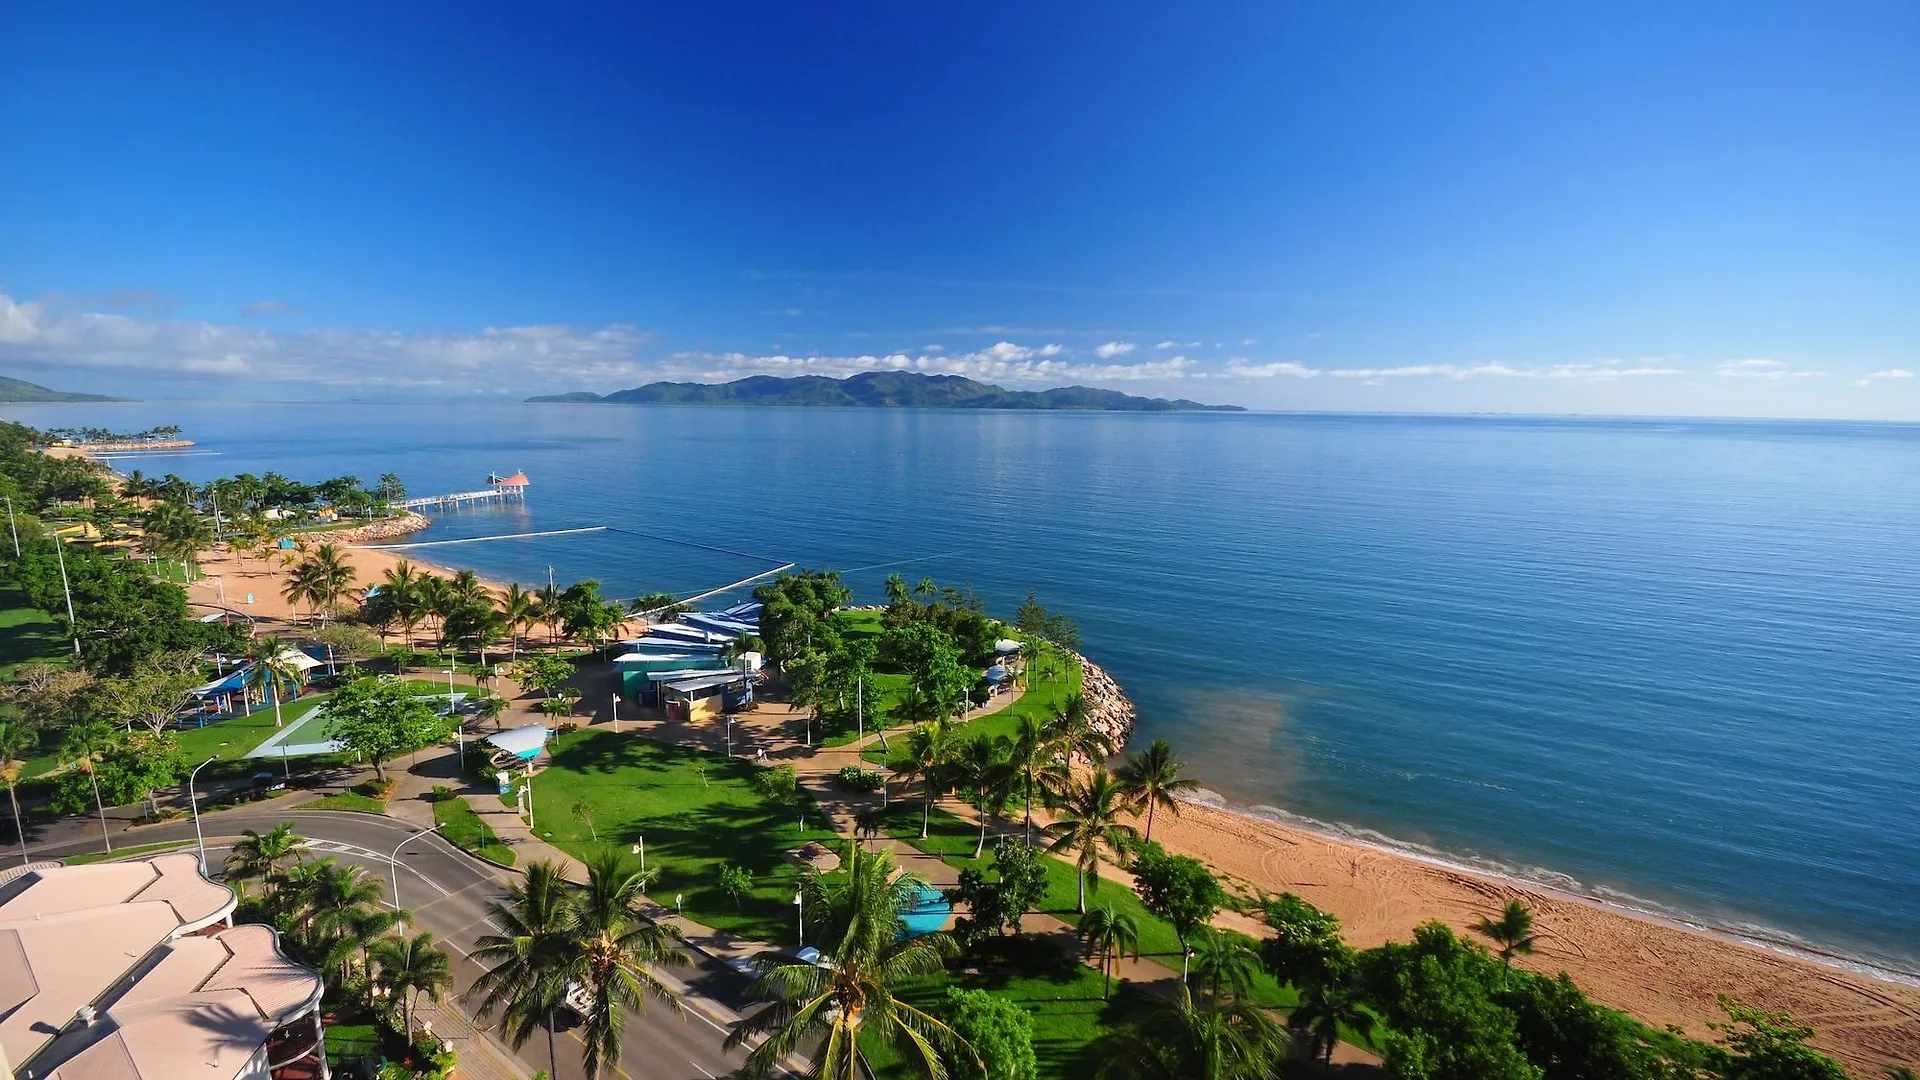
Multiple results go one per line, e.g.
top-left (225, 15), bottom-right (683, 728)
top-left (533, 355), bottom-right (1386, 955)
top-left (491, 472), bottom-right (531, 486)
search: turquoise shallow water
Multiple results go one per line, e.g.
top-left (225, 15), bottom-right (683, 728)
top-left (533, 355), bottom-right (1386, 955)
top-left (7, 400), bottom-right (1919, 975)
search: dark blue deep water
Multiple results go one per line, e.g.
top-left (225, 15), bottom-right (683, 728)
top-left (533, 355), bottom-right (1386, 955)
top-left (8, 400), bottom-right (1918, 974)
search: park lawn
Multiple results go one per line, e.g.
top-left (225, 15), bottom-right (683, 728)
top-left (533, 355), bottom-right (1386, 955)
top-left (173, 694), bottom-right (329, 765)
top-left (862, 642), bottom-right (1084, 768)
top-left (530, 729), bottom-right (841, 943)
top-left (860, 962), bottom-right (1120, 1080)
top-left (324, 1022), bottom-right (381, 1065)
top-left (297, 790), bottom-right (389, 814)
top-left (64, 839), bottom-right (195, 865)
top-left (430, 790), bottom-right (515, 866)
top-left (0, 586), bottom-right (69, 680)
top-left (873, 802), bottom-right (1300, 1011)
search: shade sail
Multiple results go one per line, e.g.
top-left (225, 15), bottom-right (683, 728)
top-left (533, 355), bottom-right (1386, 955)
top-left (993, 639), bottom-right (1022, 654)
top-left (486, 725), bottom-right (550, 760)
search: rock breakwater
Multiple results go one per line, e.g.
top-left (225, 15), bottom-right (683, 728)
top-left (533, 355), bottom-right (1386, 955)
top-left (1074, 651), bottom-right (1137, 753)
top-left (330, 513), bottom-right (431, 544)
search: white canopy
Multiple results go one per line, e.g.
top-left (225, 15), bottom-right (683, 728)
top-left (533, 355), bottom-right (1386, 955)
top-left (486, 725), bottom-right (550, 760)
top-left (994, 639), bottom-right (1022, 654)
top-left (278, 649), bottom-right (324, 672)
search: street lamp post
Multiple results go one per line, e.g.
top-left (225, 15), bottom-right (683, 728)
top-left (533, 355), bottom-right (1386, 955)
top-left (794, 890), bottom-right (804, 948)
top-left (188, 755), bottom-right (218, 873)
top-left (725, 717), bottom-right (735, 759)
top-left (3, 494), bottom-right (19, 558)
top-left (389, 823), bottom-right (441, 912)
top-left (443, 670), bottom-right (463, 771)
top-left (631, 835), bottom-right (645, 874)
top-left (53, 535), bottom-right (78, 657)
top-left (611, 693), bottom-right (621, 734)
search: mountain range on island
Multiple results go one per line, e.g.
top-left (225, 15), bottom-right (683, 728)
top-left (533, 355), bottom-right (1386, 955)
top-left (526, 371), bottom-right (1245, 412)
top-left (0, 375), bottom-right (122, 403)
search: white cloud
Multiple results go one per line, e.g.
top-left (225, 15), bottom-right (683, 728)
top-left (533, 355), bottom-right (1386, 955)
top-left (664, 345), bottom-right (1193, 385)
top-left (1094, 341), bottom-right (1136, 359)
top-left (1155, 340), bottom-right (1200, 349)
top-left (1037, 344), bottom-right (1064, 356)
top-left (1241, 338), bottom-right (1257, 346)
top-left (922, 344), bottom-right (944, 352)
top-left (1219, 357), bottom-right (1687, 382)
top-left (1856, 368), bottom-right (1914, 386)
top-left (1713, 358), bottom-right (1823, 380)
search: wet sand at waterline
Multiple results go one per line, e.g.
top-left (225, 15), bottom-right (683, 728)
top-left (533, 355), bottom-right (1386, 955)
top-left (1152, 799), bottom-right (1920, 1074)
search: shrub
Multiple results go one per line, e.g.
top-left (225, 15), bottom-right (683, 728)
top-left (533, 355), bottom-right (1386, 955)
top-left (945, 987), bottom-right (1037, 1080)
top-left (836, 765), bottom-right (884, 792)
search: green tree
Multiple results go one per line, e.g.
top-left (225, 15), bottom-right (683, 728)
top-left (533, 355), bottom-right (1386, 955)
top-left (1189, 928), bottom-right (1263, 1003)
top-left (1713, 998), bottom-right (1849, 1080)
top-left (52, 731), bottom-right (185, 818)
top-left (898, 721), bottom-right (958, 839)
top-left (322, 676), bottom-right (450, 782)
top-left (471, 861), bottom-right (577, 1079)
top-left (885, 623), bottom-right (971, 723)
top-left (726, 845), bottom-right (969, 1079)
top-left (244, 635), bottom-right (308, 728)
top-left (501, 583), bottom-right (540, 658)
top-left (946, 837), bottom-right (1050, 944)
top-left (1473, 899), bottom-right (1538, 964)
top-left (1258, 892), bottom-right (1355, 990)
top-left (951, 733), bottom-right (1013, 858)
top-left (304, 542), bottom-right (359, 621)
top-left (1044, 770), bottom-right (1139, 913)
top-left (1290, 974), bottom-right (1376, 1071)
top-left (226, 822), bottom-right (304, 895)
top-left (1092, 986), bottom-right (1290, 1080)
top-left (945, 987), bottom-right (1037, 1080)
top-left (719, 865), bottom-right (754, 909)
top-left (1354, 922), bottom-right (1542, 1080)
top-left (1131, 844), bottom-right (1224, 961)
top-left (512, 654), bottom-right (575, 699)
top-left (1077, 903), bottom-right (1140, 999)
top-left (565, 851), bottom-right (689, 1080)
top-left (373, 931), bottom-right (454, 1043)
top-left (1114, 738), bottom-right (1200, 844)
top-left (99, 652), bottom-right (202, 736)
top-left (1007, 714), bottom-right (1055, 844)
top-left (0, 722), bottom-right (34, 865)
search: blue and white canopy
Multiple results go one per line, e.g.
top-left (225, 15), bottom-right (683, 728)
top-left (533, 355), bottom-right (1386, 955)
top-left (486, 725), bottom-right (550, 761)
top-left (993, 639), bottom-right (1022, 655)
top-left (985, 665), bottom-right (1009, 683)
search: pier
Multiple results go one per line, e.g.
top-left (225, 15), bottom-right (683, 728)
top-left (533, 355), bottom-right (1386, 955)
top-left (394, 471), bottom-right (529, 510)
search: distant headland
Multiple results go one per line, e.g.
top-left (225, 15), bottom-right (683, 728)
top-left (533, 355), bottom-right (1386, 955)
top-left (0, 375), bottom-right (123, 403)
top-left (526, 370), bottom-right (1246, 412)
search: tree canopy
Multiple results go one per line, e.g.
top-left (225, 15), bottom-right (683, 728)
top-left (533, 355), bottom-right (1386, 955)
top-left (322, 676), bottom-right (451, 781)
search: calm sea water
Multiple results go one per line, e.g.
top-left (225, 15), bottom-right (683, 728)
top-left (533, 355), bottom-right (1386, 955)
top-left (8, 400), bottom-right (1919, 974)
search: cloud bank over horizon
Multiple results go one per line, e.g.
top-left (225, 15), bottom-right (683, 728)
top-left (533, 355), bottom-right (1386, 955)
top-left (0, 290), bottom-right (1912, 418)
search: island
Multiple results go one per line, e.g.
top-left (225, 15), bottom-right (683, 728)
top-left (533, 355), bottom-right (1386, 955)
top-left (0, 375), bottom-right (123, 402)
top-left (527, 370), bottom-right (1245, 411)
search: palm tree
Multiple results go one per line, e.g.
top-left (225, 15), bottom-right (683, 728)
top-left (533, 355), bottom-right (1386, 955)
top-left (538, 582), bottom-right (564, 643)
top-left (416, 573), bottom-right (454, 648)
top-left (449, 569), bottom-right (491, 610)
top-left (306, 542), bottom-right (359, 621)
top-left (896, 721), bottom-right (957, 839)
top-left (1044, 770), bottom-right (1139, 913)
top-left (1007, 714), bottom-right (1062, 845)
top-left (323, 905), bottom-right (404, 989)
top-left (288, 857), bottom-right (386, 947)
top-left (884, 574), bottom-right (909, 604)
top-left (1093, 986), bottom-right (1290, 1080)
top-left (1114, 739), bottom-right (1200, 845)
top-left (1077, 904), bottom-right (1140, 999)
top-left (501, 583), bottom-right (539, 659)
top-left (726, 845), bottom-right (969, 1079)
top-left (283, 561), bottom-right (324, 622)
top-left (382, 561), bottom-right (422, 646)
top-left (1188, 929), bottom-right (1262, 1002)
top-left (373, 932), bottom-right (454, 1042)
top-left (1472, 898), bottom-right (1537, 964)
top-left (1289, 975), bottom-right (1374, 1072)
top-left (951, 734), bottom-right (1013, 858)
top-left (244, 635), bottom-right (307, 728)
top-left (471, 861), bottom-right (577, 1079)
top-left (226, 822), bottom-right (303, 894)
top-left (566, 851), bottom-right (689, 1080)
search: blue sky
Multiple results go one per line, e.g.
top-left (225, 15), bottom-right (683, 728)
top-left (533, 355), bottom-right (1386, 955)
top-left (3, 2), bottom-right (1918, 416)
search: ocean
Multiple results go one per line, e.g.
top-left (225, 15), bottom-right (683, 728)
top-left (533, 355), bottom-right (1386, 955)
top-left (7, 399), bottom-right (1918, 976)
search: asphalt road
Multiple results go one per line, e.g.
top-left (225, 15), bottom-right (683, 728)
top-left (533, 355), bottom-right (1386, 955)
top-left (32, 809), bottom-right (766, 1080)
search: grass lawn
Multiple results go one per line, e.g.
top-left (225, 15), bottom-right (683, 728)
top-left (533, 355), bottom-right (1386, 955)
top-left (530, 729), bottom-right (841, 943)
top-left (0, 587), bottom-right (69, 680)
top-left (64, 839), bottom-right (195, 865)
top-left (297, 790), bottom-right (389, 814)
top-left (324, 1021), bottom-right (381, 1065)
top-left (873, 802), bottom-right (1300, 1011)
top-left (861, 961), bottom-right (1121, 1080)
top-left (862, 644), bottom-right (1083, 768)
top-left (429, 788), bottom-right (515, 866)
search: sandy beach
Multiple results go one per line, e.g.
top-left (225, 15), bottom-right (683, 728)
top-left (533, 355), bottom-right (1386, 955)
top-left (1149, 797), bottom-right (1920, 1073)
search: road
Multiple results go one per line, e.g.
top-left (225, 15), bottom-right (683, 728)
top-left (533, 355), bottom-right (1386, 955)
top-left (33, 809), bottom-right (764, 1080)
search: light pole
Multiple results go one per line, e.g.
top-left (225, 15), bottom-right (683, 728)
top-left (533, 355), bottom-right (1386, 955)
top-left (611, 692), bottom-right (621, 734)
top-left (188, 755), bottom-right (217, 873)
top-left (53, 535), bottom-right (78, 657)
top-left (444, 670), bottom-right (463, 770)
top-left (389, 823), bottom-right (441, 912)
top-left (794, 890), bottom-right (804, 948)
top-left (725, 717), bottom-right (735, 759)
top-left (856, 674), bottom-right (863, 743)
top-left (631, 835), bottom-right (645, 874)
top-left (3, 494), bottom-right (18, 558)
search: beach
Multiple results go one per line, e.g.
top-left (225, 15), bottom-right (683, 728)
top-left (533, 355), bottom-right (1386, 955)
top-left (1152, 797), bottom-right (1920, 1074)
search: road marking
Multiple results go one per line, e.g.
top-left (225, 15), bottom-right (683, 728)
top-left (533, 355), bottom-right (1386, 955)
top-left (689, 1061), bottom-right (716, 1078)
